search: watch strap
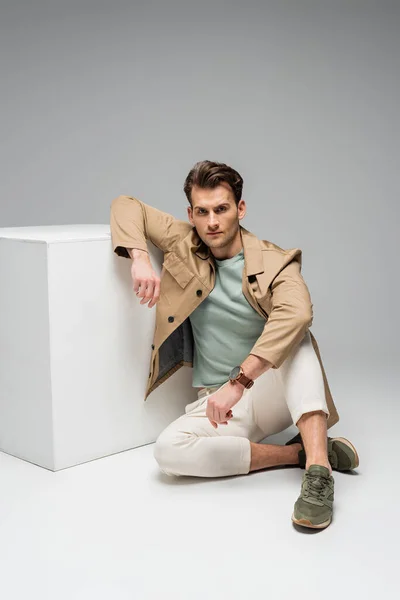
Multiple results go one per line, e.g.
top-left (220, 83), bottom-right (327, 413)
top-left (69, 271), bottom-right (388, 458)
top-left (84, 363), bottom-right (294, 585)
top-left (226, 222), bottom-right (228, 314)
top-left (231, 366), bottom-right (254, 389)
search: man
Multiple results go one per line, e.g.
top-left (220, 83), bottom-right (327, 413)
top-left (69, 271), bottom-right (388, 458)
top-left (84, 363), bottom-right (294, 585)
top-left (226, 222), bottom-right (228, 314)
top-left (110, 159), bottom-right (359, 530)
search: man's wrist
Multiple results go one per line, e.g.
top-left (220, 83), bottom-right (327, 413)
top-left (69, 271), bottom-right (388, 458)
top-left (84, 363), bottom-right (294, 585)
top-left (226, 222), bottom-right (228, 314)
top-left (129, 248), bottom-right (150, 261)
top-left (240, 354), bottom-right (272, 382)
top-left (229, 379), bottom-right (246, 395)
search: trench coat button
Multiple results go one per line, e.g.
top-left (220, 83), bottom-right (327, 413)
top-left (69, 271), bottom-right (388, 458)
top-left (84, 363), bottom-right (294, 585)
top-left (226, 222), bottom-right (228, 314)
top-left (196, 289), bottom-right (202, 296)
top-left (168, 316), bottom-right (174, 323)
top-left (151, 344), bottom-right (155, 350)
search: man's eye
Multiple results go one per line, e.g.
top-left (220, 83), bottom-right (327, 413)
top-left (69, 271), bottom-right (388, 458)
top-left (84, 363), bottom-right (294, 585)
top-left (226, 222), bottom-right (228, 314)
top-left (197, 207), bottom-right (226, 214)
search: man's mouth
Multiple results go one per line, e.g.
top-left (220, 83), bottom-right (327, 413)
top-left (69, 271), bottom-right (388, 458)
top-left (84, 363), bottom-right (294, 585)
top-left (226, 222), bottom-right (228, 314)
top-left (207, 232), bottom-right (222, 236)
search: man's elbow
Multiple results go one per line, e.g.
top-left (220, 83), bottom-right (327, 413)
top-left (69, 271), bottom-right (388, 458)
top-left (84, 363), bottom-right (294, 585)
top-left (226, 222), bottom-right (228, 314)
top-left (297, 304), bottom-right (313, 329)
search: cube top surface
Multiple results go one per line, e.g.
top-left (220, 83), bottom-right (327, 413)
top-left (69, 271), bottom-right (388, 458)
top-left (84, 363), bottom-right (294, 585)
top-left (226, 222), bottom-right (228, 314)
top-left (0, 224), bottom-right (111, 243)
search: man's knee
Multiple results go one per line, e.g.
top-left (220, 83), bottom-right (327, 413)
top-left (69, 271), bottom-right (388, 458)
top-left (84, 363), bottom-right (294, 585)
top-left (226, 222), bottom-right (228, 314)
top-left (153, 430), bottom-right (192, 476)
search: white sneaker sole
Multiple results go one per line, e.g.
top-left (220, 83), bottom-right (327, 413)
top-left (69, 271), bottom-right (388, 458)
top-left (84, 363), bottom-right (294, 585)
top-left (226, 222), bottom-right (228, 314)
top-left (330, 436), bottom-right (360, 469)
top-left (291, 513), bottom-right (332, 529)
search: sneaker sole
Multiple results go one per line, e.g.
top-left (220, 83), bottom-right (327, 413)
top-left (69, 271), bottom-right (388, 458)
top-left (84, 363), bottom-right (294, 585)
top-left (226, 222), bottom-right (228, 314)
top-left (291, 513), bottom-right (331, 529)
top-left (330, 436), bottom-right (360, 469)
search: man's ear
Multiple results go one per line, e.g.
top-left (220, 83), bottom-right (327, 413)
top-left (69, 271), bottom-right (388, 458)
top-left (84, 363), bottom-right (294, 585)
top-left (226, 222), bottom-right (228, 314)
top-left (238, 199), bottom-right (246, 221)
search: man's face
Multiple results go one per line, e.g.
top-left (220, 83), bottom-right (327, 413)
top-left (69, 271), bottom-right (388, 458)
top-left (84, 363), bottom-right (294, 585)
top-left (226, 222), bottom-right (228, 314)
top-left (187, 183), bottom-right (246, 251)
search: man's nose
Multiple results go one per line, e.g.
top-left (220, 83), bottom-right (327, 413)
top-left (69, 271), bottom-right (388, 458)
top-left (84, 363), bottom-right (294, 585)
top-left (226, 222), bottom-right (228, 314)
top-left (207, 215), bottom-right (219, 227)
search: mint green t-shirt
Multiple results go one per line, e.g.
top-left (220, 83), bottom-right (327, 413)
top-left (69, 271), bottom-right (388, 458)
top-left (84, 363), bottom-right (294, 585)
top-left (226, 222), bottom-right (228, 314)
top-left (189, 248), bottom-right (266, 387)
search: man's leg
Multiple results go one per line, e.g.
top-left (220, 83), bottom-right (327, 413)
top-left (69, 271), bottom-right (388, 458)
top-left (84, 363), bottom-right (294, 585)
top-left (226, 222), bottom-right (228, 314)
top-left (154, 332), bottom-right (334, 479)
top-left (276, 330), bottom-right (331, 466)
top-left (249, 440), bottom-right (302, 471)
top-left (275, 331), bottom-right (335, 528)
top-left (284, 333), bottom-right (359, 472)
top-left (153, 385), bottom-right (255, 477)
top-left (244, 366), bottom-right (304, 471)
top-left (296, 410), bottom-right (331, 474)
top-left (153, 375), bottom-right (295, 478)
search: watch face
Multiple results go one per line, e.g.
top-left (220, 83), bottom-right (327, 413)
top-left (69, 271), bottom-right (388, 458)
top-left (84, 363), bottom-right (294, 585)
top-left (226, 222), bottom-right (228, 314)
top-left (230, 366), bottom-right (241, 379)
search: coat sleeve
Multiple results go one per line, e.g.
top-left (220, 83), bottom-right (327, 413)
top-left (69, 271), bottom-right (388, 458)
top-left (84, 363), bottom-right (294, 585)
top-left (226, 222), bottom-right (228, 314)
top-left (110, 195), bottom-right (190, 258)
top-left (248, 253), bottom-right (314, 369)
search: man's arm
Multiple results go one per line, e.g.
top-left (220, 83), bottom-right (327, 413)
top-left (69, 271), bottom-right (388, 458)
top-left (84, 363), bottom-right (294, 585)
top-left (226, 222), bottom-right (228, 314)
top-left (239, 354), bottom-right (273, 385)
top-left (241, 253), bottom-right (313, 380)
top-left (110, 195), bottom-right (191, 258)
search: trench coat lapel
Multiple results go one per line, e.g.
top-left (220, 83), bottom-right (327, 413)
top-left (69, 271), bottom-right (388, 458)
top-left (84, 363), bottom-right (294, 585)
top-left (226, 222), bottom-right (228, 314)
top-left (188, 226), bottom-right (266, 315)
top-left (188, 225), bottom-right (268, 318)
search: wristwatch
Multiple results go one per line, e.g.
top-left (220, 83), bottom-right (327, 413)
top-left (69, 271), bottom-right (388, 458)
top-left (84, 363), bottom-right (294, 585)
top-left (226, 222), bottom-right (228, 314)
top-left (228, 365), bottom-right (254, 389)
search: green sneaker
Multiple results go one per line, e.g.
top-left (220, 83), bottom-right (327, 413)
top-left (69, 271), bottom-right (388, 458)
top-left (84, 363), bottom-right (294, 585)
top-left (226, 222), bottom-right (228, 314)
top-left (286, 432), bottom-right (359, 471)
top-left (292, 464), bottom-right (334, 529)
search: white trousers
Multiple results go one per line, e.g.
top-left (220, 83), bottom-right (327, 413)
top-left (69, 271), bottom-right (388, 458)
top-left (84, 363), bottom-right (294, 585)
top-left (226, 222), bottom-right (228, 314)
top-left (153, 330), bottom-right (330, 478)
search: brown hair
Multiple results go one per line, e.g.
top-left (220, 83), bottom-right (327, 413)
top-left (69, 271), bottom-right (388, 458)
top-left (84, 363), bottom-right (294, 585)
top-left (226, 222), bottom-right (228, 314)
top-left (183, 160), bottom-right (243, 206)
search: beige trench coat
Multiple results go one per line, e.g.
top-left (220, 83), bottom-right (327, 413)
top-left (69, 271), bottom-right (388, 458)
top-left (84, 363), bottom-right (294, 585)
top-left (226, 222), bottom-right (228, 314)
top-left (110, 195), bottom-right (339, 429)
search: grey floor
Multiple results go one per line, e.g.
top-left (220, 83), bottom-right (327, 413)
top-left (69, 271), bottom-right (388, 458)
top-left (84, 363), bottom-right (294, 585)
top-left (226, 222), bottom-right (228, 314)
top-left (0, 365), bottom-right (397, 600)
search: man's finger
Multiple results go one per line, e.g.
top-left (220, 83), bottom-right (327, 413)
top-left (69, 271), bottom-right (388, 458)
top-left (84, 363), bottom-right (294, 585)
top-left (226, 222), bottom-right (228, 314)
top-left (140, 280), bottom-right (153, 304)
top-left (206, 406), bottom-right (218, 429)
top-left (212, 404), bottom-right (218, 422)
top-left (148, 279), bottom-right (161, 308)
top-left (136, 282), bottom-right (147, 297)
top-left (218, 407), bottom-right (229, 423)
top-left (210, 401), bottom-right (228, 425)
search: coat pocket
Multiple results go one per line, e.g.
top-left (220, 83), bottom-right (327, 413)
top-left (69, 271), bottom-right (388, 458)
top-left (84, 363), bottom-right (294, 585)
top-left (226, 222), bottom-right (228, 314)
top-left (162, 252), bottom-right (195, 289)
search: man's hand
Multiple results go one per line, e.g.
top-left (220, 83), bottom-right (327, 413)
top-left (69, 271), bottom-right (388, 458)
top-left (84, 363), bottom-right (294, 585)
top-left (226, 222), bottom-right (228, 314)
top-left (206, 382), bottom-right (245, 428)
top-left (129, 249), bottom-right (161, 309)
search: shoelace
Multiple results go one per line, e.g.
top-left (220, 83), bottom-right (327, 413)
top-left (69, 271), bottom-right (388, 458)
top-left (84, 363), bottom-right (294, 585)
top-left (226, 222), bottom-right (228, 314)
top-left (304, 472), bottom-right (330, 502)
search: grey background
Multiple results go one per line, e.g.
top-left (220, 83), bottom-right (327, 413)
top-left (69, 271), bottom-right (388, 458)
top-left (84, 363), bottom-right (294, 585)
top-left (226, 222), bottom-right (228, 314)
top-left (1, 1), bottom-right (399, 598)
top-left (2, 0), bottom-right (398, 372)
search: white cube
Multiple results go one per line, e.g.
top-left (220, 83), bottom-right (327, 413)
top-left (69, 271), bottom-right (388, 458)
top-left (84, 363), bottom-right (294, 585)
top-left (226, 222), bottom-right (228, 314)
top-left (0, 225), bottom-right (196, 471)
